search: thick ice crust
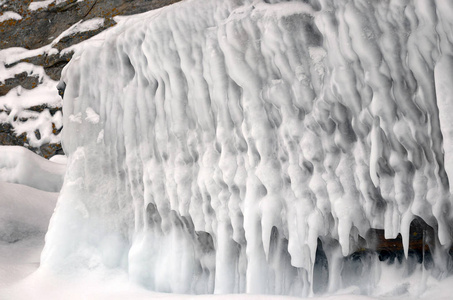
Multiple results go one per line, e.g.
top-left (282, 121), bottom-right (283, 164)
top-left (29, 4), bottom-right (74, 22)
top-left (42, 0), bottom-right (453, 295)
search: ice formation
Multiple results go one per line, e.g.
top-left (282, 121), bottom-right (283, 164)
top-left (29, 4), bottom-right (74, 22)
top-left (41, 0), bottom-right (453, 296)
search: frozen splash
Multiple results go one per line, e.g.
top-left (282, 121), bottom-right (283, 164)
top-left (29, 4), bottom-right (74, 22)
top-left (41, 0), bottom-right (453, 296)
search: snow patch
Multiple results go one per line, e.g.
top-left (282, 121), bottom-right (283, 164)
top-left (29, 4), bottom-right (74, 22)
top-left (50, 18), bottom-right (105, 48)
top-left (28, 0), bottom-right (55, 11)
top-left (0, 146), bottom-right (65, 192)
top-left (0, 11), bottom-right (22, 22)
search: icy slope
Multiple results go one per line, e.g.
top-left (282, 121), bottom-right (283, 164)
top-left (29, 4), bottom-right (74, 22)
top-left (42, 0), bottom-right (453, 296)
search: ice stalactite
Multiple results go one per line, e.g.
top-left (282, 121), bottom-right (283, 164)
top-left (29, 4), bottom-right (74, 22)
top-left (41, 0), bottom-right (453, 296)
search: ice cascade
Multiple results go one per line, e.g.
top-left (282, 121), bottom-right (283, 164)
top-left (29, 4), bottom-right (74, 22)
top-left (41, 0), bottom-right (453, 296)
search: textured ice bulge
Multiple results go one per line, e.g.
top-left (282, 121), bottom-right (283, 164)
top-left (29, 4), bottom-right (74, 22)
top-left (41, 0), bottom-right (453, 296)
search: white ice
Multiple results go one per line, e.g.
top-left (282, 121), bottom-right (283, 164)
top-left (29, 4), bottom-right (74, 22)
top-left (3, 0), bottom-right (453, 298)
top-left (40, 0), bottom-right (453, 296)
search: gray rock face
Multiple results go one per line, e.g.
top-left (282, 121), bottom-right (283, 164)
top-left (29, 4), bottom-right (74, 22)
top-left (1, 0), bottom-right (180, 50)
top-left (0, 0), bottom-right (180, 158)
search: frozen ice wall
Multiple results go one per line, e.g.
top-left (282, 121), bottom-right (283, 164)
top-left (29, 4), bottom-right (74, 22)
top-left (41, 0), bottom-right (453, 296)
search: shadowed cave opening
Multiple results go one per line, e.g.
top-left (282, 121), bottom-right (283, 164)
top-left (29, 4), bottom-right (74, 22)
top-left (145, 201), bottom-right (447, 295)
top-left (310, 217), bottom-right (449, 294)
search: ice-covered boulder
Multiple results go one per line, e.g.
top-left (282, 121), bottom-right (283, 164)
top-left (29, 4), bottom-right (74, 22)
top-left (41, 0), bottom-right (453, 296)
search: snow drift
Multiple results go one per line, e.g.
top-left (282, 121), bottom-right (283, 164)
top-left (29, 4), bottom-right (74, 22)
top-left (41, 0), bottom-right (453, 296)
top-left (0, 145), bottom-right (62, 289)
top-left (0, 146), bottom-right (65, 192)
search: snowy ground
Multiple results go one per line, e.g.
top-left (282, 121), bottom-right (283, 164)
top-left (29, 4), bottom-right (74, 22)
top-left (1, 238), bottom-right (453, 300)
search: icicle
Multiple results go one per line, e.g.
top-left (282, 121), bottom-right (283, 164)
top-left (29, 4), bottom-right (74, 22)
top-left (400, 211), bottom-right (413, 259)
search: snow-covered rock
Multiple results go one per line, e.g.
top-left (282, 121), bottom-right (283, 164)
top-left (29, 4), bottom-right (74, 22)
top-left (40, 0), bottom-right (453, 296)
top-left (0, 0), bottom-right (181, 157)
